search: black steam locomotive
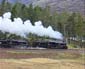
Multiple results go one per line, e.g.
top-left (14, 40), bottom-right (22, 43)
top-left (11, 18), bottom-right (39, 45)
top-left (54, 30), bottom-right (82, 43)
top-left (0, 39), bottom-right (68, 49)
top-left (32, 40), bottom-right (67, 49)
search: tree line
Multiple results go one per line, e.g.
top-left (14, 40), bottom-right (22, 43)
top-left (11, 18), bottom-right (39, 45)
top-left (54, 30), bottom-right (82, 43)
top-left (0, 0), bottom-right (85, 47)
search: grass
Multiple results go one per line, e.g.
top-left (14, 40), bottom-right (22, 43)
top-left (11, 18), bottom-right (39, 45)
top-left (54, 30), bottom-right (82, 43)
top-left (0, 58), bottom-right (85, 69)
top-left (0, 49), bottom-right (84, 69)
top-left (6, 50), bottom-right (85, 60)
top-left (67, 44), bottom-right (78, 49)
top-left (7, 51), bottom-right (34, 54)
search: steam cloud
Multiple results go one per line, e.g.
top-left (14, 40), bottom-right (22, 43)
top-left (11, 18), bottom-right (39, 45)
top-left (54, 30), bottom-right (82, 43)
top-left (0, 12), bottom-right (63, 40)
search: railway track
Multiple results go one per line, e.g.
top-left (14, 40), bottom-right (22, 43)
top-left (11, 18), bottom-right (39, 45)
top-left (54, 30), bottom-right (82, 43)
top-left (0, 48), bottom-right (84, 59)
top-left (0, 48), bottom-right (84, 54)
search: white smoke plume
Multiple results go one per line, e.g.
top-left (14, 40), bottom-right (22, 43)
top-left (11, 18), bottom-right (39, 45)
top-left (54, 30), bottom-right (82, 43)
top-left (0, 12), bottom-right (63, 40)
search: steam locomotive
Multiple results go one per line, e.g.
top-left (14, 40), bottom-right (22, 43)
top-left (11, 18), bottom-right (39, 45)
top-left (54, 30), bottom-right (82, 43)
top-left (0, 39), bottom-right (68, 49)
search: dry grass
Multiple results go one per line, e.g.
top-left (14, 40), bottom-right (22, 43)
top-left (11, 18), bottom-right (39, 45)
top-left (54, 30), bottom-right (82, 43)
top-left (0, 49), bottom-right (85, 69)
top-left (0, 58), bottom-right (85, 69)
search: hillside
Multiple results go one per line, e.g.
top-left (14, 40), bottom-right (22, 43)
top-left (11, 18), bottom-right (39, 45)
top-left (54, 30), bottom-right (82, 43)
top-left (33, 0), bottom-right (85, 15)
top-left (0, 0), bottom-right (85, 15)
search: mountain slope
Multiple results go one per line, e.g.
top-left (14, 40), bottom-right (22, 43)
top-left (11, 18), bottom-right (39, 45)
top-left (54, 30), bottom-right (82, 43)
top-left (33, 0), bottom-right (85, 15)
top-left (0, 0), bottom-right (85, 15)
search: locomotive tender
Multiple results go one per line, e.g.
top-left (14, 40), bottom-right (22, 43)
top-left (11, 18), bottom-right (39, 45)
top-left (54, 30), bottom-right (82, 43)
top-left (0, 39), bottom-right (28, 48)
top-left (0, 39), bottom-right (68, 49)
